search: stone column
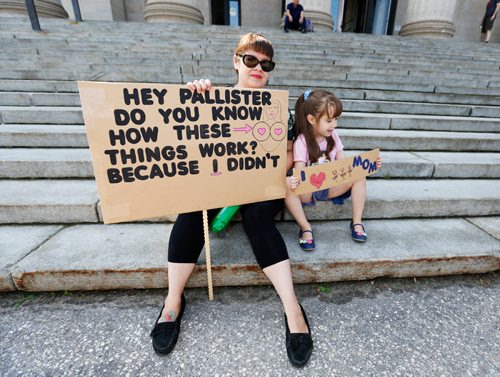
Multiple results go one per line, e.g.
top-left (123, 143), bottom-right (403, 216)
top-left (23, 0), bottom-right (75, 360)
top-left (399, 0), bottom-right (457, 38)
top-left (144, 0), bottom-right (204, 24)
top-left (0, 0), bottom-right (68, 18)
top-left (281, 0), bottom-right (333, 31)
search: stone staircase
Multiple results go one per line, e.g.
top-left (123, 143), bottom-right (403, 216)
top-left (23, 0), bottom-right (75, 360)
top-left (0, 17), bottom-right (499, 292)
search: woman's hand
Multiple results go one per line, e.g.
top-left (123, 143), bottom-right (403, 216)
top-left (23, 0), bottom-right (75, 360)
top-left (376, 156), bottom-right (382, 169)
top-left (186, 79), bottom-right (212, 93)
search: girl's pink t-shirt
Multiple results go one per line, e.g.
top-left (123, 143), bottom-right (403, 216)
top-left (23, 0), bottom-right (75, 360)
top-left (293, 131), bottom-right (344, 166)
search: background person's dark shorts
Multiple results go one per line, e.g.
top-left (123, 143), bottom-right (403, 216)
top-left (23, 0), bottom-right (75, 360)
top-left (482, 15), bottom-right (495, 33)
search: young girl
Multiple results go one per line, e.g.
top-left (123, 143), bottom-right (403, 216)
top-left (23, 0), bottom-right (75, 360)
top-left (286, 89), bottom-right (381, 251)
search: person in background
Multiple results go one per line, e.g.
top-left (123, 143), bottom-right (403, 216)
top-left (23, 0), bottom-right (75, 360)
top-left (481, 0), bottom-right (500, 43)
top-left (285, 0), bottom-right (306, 33)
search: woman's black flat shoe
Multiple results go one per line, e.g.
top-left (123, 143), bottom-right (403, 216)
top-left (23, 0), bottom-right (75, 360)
top-left (285, 304), bottom-right (313, 367)
top-left (150, 293), bottom-right (186, 355)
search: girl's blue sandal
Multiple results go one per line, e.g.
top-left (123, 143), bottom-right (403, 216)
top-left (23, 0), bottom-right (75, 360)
top-left (350, 222), bottom-right (367, 242)
top-left (299, 230), bottom-right (316, 251)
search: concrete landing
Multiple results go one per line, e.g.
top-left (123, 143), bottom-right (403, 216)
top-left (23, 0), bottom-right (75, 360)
top-left (4, 218), bottom-right (499, 292)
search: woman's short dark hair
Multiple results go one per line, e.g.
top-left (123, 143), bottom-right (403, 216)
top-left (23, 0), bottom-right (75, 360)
top-left (234, 32), bottom-right (274, 59)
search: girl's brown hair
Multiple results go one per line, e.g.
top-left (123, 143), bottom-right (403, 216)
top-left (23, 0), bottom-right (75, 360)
top-left (294, 90), bottom-right (343, 164)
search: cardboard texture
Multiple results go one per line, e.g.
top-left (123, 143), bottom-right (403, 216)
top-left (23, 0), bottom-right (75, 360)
top-left (292, 149), bottom-right (380, 195)
top-left (78, 82), bottom-right (289, 224)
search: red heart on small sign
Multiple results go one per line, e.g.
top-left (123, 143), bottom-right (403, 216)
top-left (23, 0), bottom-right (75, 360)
top-left (310, 172), bottom-right (326, 189)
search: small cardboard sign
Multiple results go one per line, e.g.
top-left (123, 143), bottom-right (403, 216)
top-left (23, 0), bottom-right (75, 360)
top-left (78, 82), bottom-right (289, 224)
top-left (292, 149), bottom-right (380, 195)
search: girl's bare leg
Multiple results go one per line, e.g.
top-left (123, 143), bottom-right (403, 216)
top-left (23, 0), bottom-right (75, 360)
top-left (285, 184), bottom-right (313, 240)
top-left (350, 178), bottom-right (367, 231)
top-left (328, 178), bottom-right (367, 232)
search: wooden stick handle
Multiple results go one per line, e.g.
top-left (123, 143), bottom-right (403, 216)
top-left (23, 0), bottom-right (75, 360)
top-left (202, 210), bottom-right (214, 301)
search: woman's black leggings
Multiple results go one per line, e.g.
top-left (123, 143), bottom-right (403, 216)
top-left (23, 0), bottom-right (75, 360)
top-left (168, 199), bottom-right (289, 269)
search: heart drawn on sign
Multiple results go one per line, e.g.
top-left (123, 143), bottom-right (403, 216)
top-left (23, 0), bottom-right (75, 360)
top-left (257, 128), bottom-right (267, 135)
top-left (274, 128), bottom-right (283, 136)
top-left (310, 172), bottom-right (326, 190)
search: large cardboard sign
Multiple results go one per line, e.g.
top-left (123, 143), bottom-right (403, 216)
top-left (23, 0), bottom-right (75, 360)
top-left (78, 82), bottom-right (289, 224)
top-left (292, 149), bottom-right (380, 195)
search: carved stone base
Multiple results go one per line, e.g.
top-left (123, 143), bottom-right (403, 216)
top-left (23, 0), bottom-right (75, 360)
top-left (280, 10), bottom-right (333, 31)
top-left (306, 9), bottom-right (334, 31)
top-left (399, 20), bottom-right (456, 39)
top-left (144, 0), bottom-right (204, 24)
top-left (0, 0), bottom-right (68, 18)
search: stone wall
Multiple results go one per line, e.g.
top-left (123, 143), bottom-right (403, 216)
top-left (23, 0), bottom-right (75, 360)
top-left (241, 0), bottom-right (282, 28)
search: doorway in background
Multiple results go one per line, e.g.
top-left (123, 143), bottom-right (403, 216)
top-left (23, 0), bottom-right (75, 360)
top-left (341, 0), bottom-right (397, 34)
top-left (211, 0), bottom-right (241, 26)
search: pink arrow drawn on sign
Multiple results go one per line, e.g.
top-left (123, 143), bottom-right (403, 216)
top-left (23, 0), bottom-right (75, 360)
top-left (232, 124), bottom-right (252, 133)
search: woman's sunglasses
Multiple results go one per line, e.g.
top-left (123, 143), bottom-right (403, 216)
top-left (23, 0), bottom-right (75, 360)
top-left (237, 54), bottom-right (275, 72)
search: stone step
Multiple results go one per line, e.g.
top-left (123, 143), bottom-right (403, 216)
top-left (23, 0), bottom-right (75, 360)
top-left (0, 69), bottom-right (183, 83)
top-left (348, 79), bottom-right (493, 96)
top-left (2, 25), bottom-right (493, 54)
top-left (2, 99), bottom-right (499, 127)
top-left (1, 40), bottom-right (500, 81)
top-left (2, 17), bottom-right (499, 58)
top-left (0, 44), bottom-right (198, 57)
top-left (0, 72), bottom-right (500, 96)
top-left (285, 179), bottom-right (500, 221)
top-left (352, 113), bottom-right (499, 135)
top-left (435, 85), bottom-right (500, 96)
top-left (2, 62), bottom-right (496, 90)
top-left (0, 125), bottom-right (87, 147)
top-left (193, 63), bottom-right (498, 86)
top-left (197, 54), bottom-right (500, 77)
top-left (3, 46), bottom-right (497, 79)
top-left (340, 129), bottom-right (500, 152)
top-left (0, 92), bottom-right (81, 106)
top-left (37, 46), bottom-right (494, 64)
top-left (191, 73), bottom-right (496, 92)
top-left (3, 50), bottom-right (498, 79)
top-left (1, 35), bottom-right (203, 49)
top-left (340, 113), bottom-right (500, 133)
top-left (0, 179), bottom-right (499, 224)
top-left (3, 79), bottom-right (500, 103)
top-left (333, 57), bottom-right (500, 74)
top-left (1, 149), bottom-right (498, 179)
top-left (0, 16), bottom-right (486, 42)
top-left (207, 36), bottom-right (498, 56)
top-left (3, 218), bottom-right (499, 291)
top-left (2, 124), bottom-right (499, 151)
top-left (0, 179), bottom-right (99, 224)
top-left (0, 106), bottom-right (83, 124)
top-left (341, 100), bottom-right (497, 117)
top-left (0, 148), bottom-right (93, 178)
top-left (292, 89), bottom-right (500, 107)
top-left (0, 79), bottom-right (77, 93)
top-left (0, 91), bottom-right (500, 119)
